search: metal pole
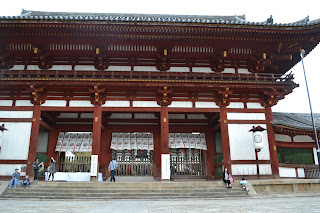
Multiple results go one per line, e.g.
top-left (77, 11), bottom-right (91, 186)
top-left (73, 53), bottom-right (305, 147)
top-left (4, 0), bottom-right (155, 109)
top-left (255, 149), bottom-right (260, 179)
top-left (300, 50), bottom-right (320, 172)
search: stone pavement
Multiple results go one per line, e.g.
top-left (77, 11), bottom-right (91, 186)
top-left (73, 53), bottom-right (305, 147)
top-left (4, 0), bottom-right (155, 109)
top-left (0, 194), bottom-right (319, 213)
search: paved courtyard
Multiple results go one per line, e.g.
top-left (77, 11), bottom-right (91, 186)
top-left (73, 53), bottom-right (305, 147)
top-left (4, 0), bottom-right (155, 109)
top-left (0, 194), bottom-right (319, 213)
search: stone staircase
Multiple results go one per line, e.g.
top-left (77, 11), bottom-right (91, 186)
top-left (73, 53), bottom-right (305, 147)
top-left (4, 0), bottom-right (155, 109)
top-left (1, 181), bottom-right (249, 199)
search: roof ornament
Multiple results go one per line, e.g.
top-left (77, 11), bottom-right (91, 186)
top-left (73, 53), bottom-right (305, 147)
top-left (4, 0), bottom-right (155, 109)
top-left (267, 15), bottom-right (273, 24)
top-left (20, 9), bottom-right (32, 17)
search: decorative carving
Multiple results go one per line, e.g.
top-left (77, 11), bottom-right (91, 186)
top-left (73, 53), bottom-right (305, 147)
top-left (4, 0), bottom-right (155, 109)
top-left (260, 88), bottom-right (292, 107)
top-left (89, 85), bottom-right (107, 105)
top-left (214, 87), bottom-right (233, 107)
top-left (28, 85), bottom-right (46, 105)
top-left (157, 87), bottom-right (172, 106)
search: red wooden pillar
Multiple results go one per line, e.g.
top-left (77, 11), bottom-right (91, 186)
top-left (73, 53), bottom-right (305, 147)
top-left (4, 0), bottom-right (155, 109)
top-left (160, 106), bottom-right (169, 154)
top-left (265, 106), bottom-right (280, 178)
top-left (26, 104), bottom-right (41, 176)
top-left (100, 128), bottom-right (111, 177)
top-left (220, 106), bottom-right (231, 172)
top-left (153, 130), bottom-right (161, 178)
top-left (47, 129), bottom-right (59, 164)
top-left (92, 105), bottom-right (102, 156)
top-left (205, 130), bottom-right (215, 179)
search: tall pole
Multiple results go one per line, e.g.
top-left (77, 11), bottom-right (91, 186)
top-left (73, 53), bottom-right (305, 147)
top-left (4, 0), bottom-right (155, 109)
top-left (300, 49), bottom-right (320, 171)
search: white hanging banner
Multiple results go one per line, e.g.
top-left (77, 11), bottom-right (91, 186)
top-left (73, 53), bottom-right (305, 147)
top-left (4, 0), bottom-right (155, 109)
top-left (141, 133), bottom-right (149, 150)
top-left (55, 132), bottom-right (64, 152)
top-left (90, 155), bottom-right (98, 176)
top-left (117, 133), bottom-right (124, 150)
top-left (110, 133), bottom-right (118, 150)
top-left (130, 133), bottom-right (137, 150)
top-left (61, 133), bottom-right (70, 152)
top-left (195, 134), bottom-right (202, 149)
top-left (123, 133), bottom-right (131, 150)
top-left (200, 133), bottom-right (207, 150)
top-left (161, 154), bottom-right (170, 180)
top-left (175, 133), bottom-right (184, 148)
top-left (181, 133), bottom-right (189, 148)
top-left (68, 133), bottom-right (77, 152)
top-left (136, 133), bottom-right (143, 150)
top-left (75, 133), bottom-right (84, 152)
top-left (148, 133), bottom-right (154, 151)
top-left (169, 133), bottom-right (175, 148)
top-left (188, 133), bottom-right (196, 149)
top-left (80, 133), bottom-right (90, 152)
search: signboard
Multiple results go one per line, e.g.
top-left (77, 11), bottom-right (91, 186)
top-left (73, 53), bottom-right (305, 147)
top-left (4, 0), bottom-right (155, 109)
top-left (90, 155), bottom-right (98, 176)
top-left (161, 154), bottom-right (170, 180)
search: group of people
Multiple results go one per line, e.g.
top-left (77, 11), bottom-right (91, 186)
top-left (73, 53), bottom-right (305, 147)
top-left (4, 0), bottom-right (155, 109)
top-left (7, 156), bottom-right (56, 189)
top-left (222, 167), bottom-right (249, 192)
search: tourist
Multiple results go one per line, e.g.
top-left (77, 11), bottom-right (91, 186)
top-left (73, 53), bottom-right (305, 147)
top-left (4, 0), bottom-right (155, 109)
top-left (48, 157), bottom-right (56, 181)
top-left (8, 168), bottom-right (20, 189)
top-left (32, 158), bottom-right (43, 181)
top-left (22, 175), bottom-right (30, 188)
top-left (240, 177), bottom-right (249, 192)
top-left (222, 167), bottom-right (231, 188)
top-left (108, 158), bottom-right (118, 182)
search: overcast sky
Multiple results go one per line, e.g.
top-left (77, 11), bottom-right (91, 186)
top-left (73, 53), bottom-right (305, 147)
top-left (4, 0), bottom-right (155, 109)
top-left (1, 0), bottom-right (319, 113)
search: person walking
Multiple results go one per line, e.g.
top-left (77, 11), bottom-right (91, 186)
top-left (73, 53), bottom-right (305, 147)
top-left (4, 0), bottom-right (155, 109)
top-left (108, 158), bottom-right (118, 182)
top-left (48, 157), bottom-right (56, 181)
top-left (32, 158), bottom-right (42, 181)
top-left (8, 168), bottom-right (20, 189)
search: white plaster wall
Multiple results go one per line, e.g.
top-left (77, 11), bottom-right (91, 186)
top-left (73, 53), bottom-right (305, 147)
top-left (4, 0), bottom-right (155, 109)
top-left (81, 113), bottom-right (94, 119)
top-left (27, 65), bottom-right (41, 70)
top-left (167, 67), bottom-right (189, 72)
top-left (74, 65), bottom-right (95, 70)
top-left (297, 168), bottom-right (305, 178)
top-left (293, 135), bottom-right (314, 142)
top-left (107, 66), bottom-right (131, 71)
top-left (246, 103), bottom-right (264, 109)
top-left (134, 66), bottom-right (158, 72)
top-left (215, 132), bottom-right (222, 153)
top-left (279, 167), bottom-right (296, 177)
top-left (41, 100), bottom-right (67, 107)
top-left (169, 101), bottom-right (193, 108)
top-left (195, 102), bottom-right (219, 108)
top-left (226, 102), bottom-right (244, 109)
top-left (103, 101), bottom-right (130, 107)
top-left (0, 100), bottom-right (12, 106)
top-left (0, 111), bottom-right (33, 118)
top-left (15, 100), bottom-right (33, 106)
top-left (0, 164), bottom-right (27, 176)
top-left (10, 65), bottom-right (25, 70)
top-left (0, 122), bottom-right (32, 160)
top-left (69, 101), bottom-right (94, 107)
top-left (228, 124), bottom-right (270, 160)
top-left (313, 147), bottom-right (319, 165)
top-left (275, 134), bottom-right (291, 142)
top-left (237, 68), bottom-right (251, 74)
top-left (227, 113), bottom-right (266, 120)
top-left (58, 113), bottom-right (78, 118)
top-left (192, 67), bottom-right (212, 73)
top-left (231, 164), bottom-right (272, 175)
top-left (50, 65), bottom-right (72, 70)
top-left (37, 131), bottom-right (49, 152)
top-left (132, 101), bottom-right (160, 107)
top-left (221, 68), bottom-right (235, 74)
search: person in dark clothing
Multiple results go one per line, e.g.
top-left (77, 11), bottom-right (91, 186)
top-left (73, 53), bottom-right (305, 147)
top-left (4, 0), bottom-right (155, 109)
top-left (22, 175), bottom-right (30, 188)
top-left (48, 157), bottom-right (56, 181)
top-left (32, 158), bottom-right (43, 181)
top-left (222, 167), bottom-right (231, 188)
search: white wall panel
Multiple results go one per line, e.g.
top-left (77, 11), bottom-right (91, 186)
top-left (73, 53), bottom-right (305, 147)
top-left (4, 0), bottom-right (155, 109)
top-left (293, 135), bottom-right (314, 142)
top-left (298, 168), bottom-right (305, 178)
top-left (192, 67), bottom-right (212, 73)
top-left (195, 102), bottom-right (219, 108)
top-left (0, 164), bottom-right (27, 176)
top-left (69, 101), bottom-right (94, 107)
top-left (15, 100), bottom-right (33, 106)
top-left (167, 67), bottom-right (189, 72)
top-left (0, 111), bottom-right (33, 118)
top-left (107, 66), bottom-right (131, 71)
top-left (10, 65), bottom-right (25, 70)
top-left (227, 102), bottom-right (244, 109)
top-left (313, 148), bottom-right (319, 165)
top-left (275, 134), bottom-right (291, 142)
top-left (279, 167), bottom-right (296, 177)
top-left (134, 66), bottom-right (158, 72)
top-left (221, 68), bottom-right (235, 73)
top-left (132, 101), bottom-right (160, 107)
top-left (231, 164), bottom-right (272, 175)
top-left (246, 103), bottom-right (264, 109)
top-left (237, 68), bottom-right (250, 74)
top-left (0, 100), bottom-right (13, 106)
top-left (27, 65), bottom-right (41, 70)
top-left (74, 65), bottom-right (95, 70)
top-left (228, 124), bottom-right (270, 160)
top-left (169, 101), bottom-right (193, 108)
top-left (50, 65), bottom-right (72, 70)
top-left (227, 113), bottom-right (266, 120)
top-left (0, 122), bottom-right (32, 160)
top-left (103, 101), bottom-right (130, 107)
top-left (41, 100), bottom-right (67, 107)
top-left (37, 131), bottom-right (49, 152)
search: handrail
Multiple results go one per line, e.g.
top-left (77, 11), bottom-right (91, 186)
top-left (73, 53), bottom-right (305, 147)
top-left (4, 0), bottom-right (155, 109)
top-left (0, 69), bottom-right (292, 84)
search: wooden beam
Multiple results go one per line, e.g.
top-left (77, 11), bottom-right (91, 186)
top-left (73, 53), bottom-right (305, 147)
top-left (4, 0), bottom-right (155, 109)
top-left (40, 120), bottom-right (53, 131)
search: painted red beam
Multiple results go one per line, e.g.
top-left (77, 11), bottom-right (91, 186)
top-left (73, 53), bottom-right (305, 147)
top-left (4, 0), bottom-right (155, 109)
top-left (40, 120), bottom-right (53, 131)
top-left (276, 141), bottom-right (316, 148)
top-left (0, 160), bottom-right (28, 164)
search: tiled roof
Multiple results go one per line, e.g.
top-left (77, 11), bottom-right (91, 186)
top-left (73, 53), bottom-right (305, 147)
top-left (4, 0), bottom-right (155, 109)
top-left (273, 112), bottom-right (320, 130)
top-left (0, 10), bottom-right (319, 27)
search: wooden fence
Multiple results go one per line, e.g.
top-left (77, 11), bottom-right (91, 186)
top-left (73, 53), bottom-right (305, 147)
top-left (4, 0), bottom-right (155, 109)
top-left (57, 154), bottom-right (91, 172)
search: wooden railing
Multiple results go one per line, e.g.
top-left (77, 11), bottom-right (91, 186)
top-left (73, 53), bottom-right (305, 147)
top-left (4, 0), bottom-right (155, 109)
top-left (304, 165), bottom-right (320, 179)
top-left (115, 162), bottom-right (153, 176)
top-left (57, 155), bottom-right (91, 172)
top-left (0, 69), bottom-right (292, 84)
top-left (170, 161), bottom-right (206, 176)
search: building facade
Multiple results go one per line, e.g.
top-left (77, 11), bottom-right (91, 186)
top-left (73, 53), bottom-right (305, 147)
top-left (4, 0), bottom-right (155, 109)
top-left (0, 10), bottom-right (319, 180)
